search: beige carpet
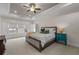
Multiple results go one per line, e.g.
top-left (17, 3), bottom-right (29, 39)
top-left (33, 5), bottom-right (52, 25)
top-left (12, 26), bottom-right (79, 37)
top-left (5, 37), bottom-right (79, 55)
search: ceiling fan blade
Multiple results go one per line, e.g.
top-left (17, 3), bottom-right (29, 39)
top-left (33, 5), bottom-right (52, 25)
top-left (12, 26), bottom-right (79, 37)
top-left (34, 11), bottom-right (36, 13)
top-left (35, 8), bottom-right (41, 10)
top-left (23, 5), bottom-right (30, 8)
top-left (27, 10), bottom-right (30, 12)
top-left (23, 5), bottom-right (27, 7)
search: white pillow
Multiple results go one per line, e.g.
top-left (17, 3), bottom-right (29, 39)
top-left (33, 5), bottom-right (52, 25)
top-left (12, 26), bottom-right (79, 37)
top-left (49, 28), bottom-right (55, 34)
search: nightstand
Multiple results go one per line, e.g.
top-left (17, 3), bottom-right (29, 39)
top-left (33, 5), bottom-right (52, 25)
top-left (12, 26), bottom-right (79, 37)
top-left (56, 33), bottom-right (67, 45)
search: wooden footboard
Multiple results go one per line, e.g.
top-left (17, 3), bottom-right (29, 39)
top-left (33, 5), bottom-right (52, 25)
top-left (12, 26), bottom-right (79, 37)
top-left (26, 36), bottom-right (55, 52)
top-left (42, 39), bottom-right (55, 51)
top-left (26, 36), bottom-right (42, 52)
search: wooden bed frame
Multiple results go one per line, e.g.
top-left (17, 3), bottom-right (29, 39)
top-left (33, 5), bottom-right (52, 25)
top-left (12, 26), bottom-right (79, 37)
top-left (26, 26), bottom-right (57, 52)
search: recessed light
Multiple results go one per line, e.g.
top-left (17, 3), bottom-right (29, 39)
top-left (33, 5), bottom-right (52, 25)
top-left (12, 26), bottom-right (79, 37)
top-left (14, 10), bottom-right (17, 13)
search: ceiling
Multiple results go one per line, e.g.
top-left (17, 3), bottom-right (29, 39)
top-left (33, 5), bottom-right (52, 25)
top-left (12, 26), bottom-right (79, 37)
top-left (9, 3), bottom-right (58, 18)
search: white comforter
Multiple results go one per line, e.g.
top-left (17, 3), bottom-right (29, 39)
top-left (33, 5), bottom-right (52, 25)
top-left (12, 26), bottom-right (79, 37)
top-left (30, 33), bottom-right (55, 47)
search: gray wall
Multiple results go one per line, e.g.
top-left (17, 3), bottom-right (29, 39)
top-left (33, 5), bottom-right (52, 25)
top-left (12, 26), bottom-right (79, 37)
top-left (0, 3), bottom-right (35, 38)
top-left (0, 16), bottom-right (35, 39)
top-left (33, 3), bottom-right (79, 47)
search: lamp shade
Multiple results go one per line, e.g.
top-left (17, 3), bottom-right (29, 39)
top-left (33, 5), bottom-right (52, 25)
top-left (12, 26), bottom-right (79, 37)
top-left (59, 27), bottom-right (64, 33)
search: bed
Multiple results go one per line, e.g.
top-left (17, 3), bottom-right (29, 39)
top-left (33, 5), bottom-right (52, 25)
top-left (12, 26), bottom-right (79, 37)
top-left (26, 27), bottom-right (57, 52)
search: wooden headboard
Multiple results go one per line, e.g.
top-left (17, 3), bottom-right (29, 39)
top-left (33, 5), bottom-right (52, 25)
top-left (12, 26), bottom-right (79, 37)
top-left (41, 26), bottom-right (57, 34)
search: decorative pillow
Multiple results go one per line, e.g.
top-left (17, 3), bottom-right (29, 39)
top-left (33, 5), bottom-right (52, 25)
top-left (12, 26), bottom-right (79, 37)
top-left (40, 28), bottom-right (45, 32)
top-left (27, 32), bottom-right (32, 36)
top-left (49, 28), bottom-right (55, 33)
top-left (44, 30), bottom-right (49, 34)
top-left (40, 29), bottom-right (49, 34)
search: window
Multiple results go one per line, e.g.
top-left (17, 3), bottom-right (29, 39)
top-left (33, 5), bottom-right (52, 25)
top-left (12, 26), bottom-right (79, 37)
top-left (8, 23), bottom-right (18, 33)
top-left (8, 23), bottom-right (25, 33)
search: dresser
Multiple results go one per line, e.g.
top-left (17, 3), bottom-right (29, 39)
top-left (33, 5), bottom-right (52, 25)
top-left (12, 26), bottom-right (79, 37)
top-left (0, 35), bottom-right (6, 55)
top-left (56, 33), bottom-right (67, 45)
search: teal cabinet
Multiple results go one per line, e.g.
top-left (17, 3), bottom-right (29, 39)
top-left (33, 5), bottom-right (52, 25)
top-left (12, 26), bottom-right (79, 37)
top-left (56, 33), bottom-right (67, 45)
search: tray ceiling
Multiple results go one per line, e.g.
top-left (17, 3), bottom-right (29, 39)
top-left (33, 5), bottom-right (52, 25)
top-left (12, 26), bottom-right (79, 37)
top-left (9, 3), bottom-right (58, 18)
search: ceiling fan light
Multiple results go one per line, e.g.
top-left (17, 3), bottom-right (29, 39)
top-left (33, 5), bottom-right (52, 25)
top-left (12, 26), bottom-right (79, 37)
top-left (30, 8), bottom-right (35, 11)
top-left (30, 5), bottom-right (35, 11)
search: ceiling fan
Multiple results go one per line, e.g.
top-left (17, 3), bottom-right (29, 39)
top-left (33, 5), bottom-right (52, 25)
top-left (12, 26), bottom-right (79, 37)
top-left (23, 3), bottom-right (41, 13)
